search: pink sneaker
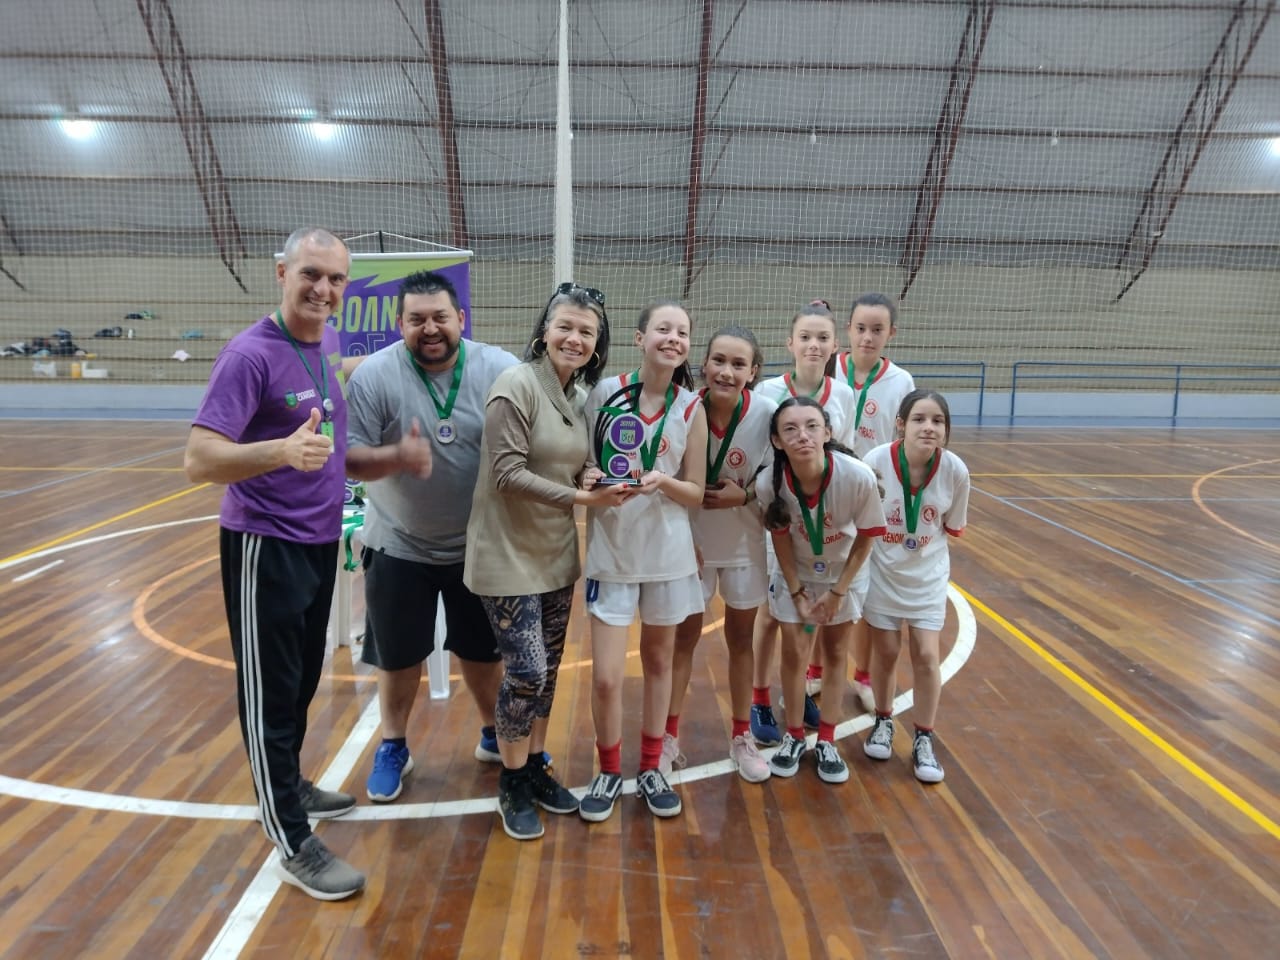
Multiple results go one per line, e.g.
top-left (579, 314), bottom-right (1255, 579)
top-left (854, 679), bottom-right (877, 714)
top-left (730, 733), bottom-right (771, 783)
top-left (659, 733), bottom-right (686, 777)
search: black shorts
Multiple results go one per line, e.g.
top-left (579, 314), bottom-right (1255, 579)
top-left (359, 549), bottom-right (499, 670)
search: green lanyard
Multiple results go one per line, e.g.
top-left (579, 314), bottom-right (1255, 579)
top-left (624, 370), bottom-right (674, 471)
top-left (276, 310), bottom-right (331, 416)
top-left (848, 357), bottom-right (882, 431)
top-left (790, 455), bottom-right (832, 556)
top-left (784, 371), bottom-right (823, 399)
top-left (404, 339), bottom-right (465, 420)
top-left (897, 441), bottom-right (937, 534)
top-left (703, 390), bottom-right (744, 484)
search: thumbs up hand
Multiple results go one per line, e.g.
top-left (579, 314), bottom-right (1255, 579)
top-left (396, 417), bottom-right (434, 478)
top-left (283, 406), bottom-right (334, 472)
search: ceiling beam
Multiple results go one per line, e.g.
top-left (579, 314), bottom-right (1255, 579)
top-left (424, 0), bottom-right (468, 250)
top-left (682, 0), bottom-right (717, 299)
top-left (135, 0), bottom-right (247, 292)
top-left (1114, 0), bottom-right (1275, 300)
top-left (898, 0), bottom-right (996, 301)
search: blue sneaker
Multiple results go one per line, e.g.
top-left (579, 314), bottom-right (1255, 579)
top-left (475, 727), bottom-right (501, 763)
top-left (750, 703), bottom-right (782, 746)
top-left (366, 741), bottom-right (413, 802)
top-left (804, 695), bottom-right (821, 729)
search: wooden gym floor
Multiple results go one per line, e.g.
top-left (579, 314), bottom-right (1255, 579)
top-left (0, 420), bottom-right (1276, 959)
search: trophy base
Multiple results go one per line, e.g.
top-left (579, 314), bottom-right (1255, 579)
top-left (595, 476), bottom-right (642, 487)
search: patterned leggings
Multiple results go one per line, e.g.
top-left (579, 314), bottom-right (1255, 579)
top-left (479, 586), bottom-right (574, 742)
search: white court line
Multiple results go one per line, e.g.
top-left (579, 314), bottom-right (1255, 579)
top-left (12, 558), bottom-right (63, 582)
top-left (200, 693), bottom-right (384, 960)
top-left (0, 515), bottom-right (219, 572)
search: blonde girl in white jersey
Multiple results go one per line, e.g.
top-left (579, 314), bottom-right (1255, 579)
top-left (830, 293), bottom-right (916, 714)
top-left (579, 300), bottom-right (708, 822)
top-left (750, 301), bottom-right (857, 745)
top-left (669, 326), bottom-right (777, 784)
top-left (757, 396), bottom-right (886, 783)
top-left (860, 389), bottom-right (970, 784)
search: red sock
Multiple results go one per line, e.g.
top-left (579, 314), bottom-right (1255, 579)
top-left (818, 720), bottom-right (836, 743)
top-left (914, 724), bottom-right (933, 736)
top-left (854, 669), bottom-right (871, 685)
top-left (731, 718), bottom-right (750, 739)
top-left (596, 739), bottom-right (622, 776)
top-left (786, 726), bottom-right (806, 742)
top-left (806, 663), bottom-right (824, 680)
top-left (665, 714), bottom-right (680, 738)
top-left (639, 733), bottom-right (664, 772)
top-left (752, 686), bottom-right (772, 706)
top-left (877, 710), bottom-right (893, 720)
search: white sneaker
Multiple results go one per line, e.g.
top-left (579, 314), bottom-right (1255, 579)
top-left (805, 673), bottom-right (823, 696)
top-left (912, 732), bottom-right (945, 783)
top-left (659, 733), bottom-right (686, 777)
top-left (854, 679), bottom-right (877, 714)
top-left (864, 715), bottom-right (894, 761)
top-left (729, 733), bottom-right (771, 783)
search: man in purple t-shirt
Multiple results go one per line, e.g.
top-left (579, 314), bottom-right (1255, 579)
top-left (185, 227), bottom-right (365, 902)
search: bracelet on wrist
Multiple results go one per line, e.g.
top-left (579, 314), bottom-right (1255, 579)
top-left (789, 587), bottom-right (804, 598)
top-left (829, 588), bottom-right (846, 597)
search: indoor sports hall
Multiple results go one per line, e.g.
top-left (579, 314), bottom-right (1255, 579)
top-left (0, 2), bottom-right (1276, 958)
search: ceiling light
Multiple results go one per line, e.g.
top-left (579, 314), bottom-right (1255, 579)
top-left (310, 120), bottom-right (336, 141)
top-left (59, 118), bottom-right (96, 140)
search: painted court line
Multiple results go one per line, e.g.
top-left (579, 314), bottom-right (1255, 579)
top-left (0, 445), bottom-right (187, 498)
top-left (12, 559), bottom-right (63, 582)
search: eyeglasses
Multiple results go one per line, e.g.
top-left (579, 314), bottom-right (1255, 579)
top-left (553, 282), bottom-right (606, 306)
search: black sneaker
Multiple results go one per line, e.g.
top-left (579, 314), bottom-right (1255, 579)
top-left (299, 780), bottom-right (356, 819)
top-left (526, 756), bottom-right (579, 814)
top-left (769, 732), bottom-right (807, 778)
top-left (497, 768), bottom-right (544, 840)
top-left (912, 732), bottom-right (945, 784)
top-left (276, 835), bottom-right (365, 901)
top-left (635, 769), bottom-right (682, 818)
top-left (864, 715), bottom-right (895, 761)
top-left (579, 772), bottom-right (624, 822)
top-left (813, 740), bottom-right (849, 784)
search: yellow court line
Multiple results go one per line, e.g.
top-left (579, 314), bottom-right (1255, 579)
top-left (972, 473), bottom-right (1280, 480)
top-left (0, 483), bottom-right (212, 567)
top-left (0, 466), bottom-right (185, 473)
top-left (953, 583), bottom-right (1280, 841)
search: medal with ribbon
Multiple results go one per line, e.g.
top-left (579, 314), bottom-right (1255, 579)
top-left (702, 389), bottom-right (743, 486)
top-left (897, 440), bottom-right (937, 551)
top-left (848, 357), bottom-right (882, 431)
top-left (405, 340), bottom-right (465, 444)
top-left (276, 311), bottom-right (335, 440)
top-left (790, 454), bottom-right (832, 577)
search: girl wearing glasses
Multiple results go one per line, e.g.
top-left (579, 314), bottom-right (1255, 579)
top-left (757, 396), bottom-right (886, 784)
top-left (859, 389), bottom-right (969, 785)
top-left (579, 300), bottom-right (708, 822)
top-left (751, 300), bottom-right (858, 746)
top-left (667, 326), bottom-right (777, 784)
top-left (464, 283), bottom-right (632, 841)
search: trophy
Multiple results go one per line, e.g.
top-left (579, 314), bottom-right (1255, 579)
top-left (593, 381), bottom-right (646, 486)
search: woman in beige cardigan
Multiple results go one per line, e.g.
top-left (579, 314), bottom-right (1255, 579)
top-left (464, 283), bottom-right (632, 841)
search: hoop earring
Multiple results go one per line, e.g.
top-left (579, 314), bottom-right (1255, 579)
top-left (587, 351), bottom-right (602, 370)
top-left (530, 338), bottom-right (547, 357)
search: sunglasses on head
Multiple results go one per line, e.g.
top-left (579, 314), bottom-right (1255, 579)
top-left (553, 281), bottom-right (606, 306)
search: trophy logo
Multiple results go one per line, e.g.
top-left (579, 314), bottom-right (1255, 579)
top-left (594, 381), bottom-right (646, 486)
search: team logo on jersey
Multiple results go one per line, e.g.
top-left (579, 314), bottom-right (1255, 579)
top-left (658, 436), bottom-right (670, 457)
top-left (284, 392), bottom-right (298, 408)
top-left (864, 399), bottom-right (878, 417)
top-left (726, 447), bottom-right (746, 469)
top-left (886, 505), bottom-right (903, 526)
top-left (922, 505), bottom-right (938, 524)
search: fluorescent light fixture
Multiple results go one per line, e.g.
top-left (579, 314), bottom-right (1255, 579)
top-left (59, 118), bottom-right (96, 140)
top-left (310, 120), bottom-right (336, 140)
top-left (1269, 137), bottom-right (1280, 158)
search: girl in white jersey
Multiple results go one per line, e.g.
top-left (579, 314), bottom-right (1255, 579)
top-left (758, 396), bottom-right (887, 784)
top-left (751, 302), bottom-right (857, 744)
top-left (829, 293), bottom-right (916, 715)
top-left (861, 389), bottom-right (970, 784)
top-left (579, 300), bottom-right (708, 822)
top-left (669, 326), bottom-right (777, 784)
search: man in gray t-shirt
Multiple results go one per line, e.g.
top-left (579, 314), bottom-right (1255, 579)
top-left (346, 269), bottom-right (517, 803)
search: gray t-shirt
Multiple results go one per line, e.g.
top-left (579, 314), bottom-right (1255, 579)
top-left (347, 339), bottom-right (518, 564)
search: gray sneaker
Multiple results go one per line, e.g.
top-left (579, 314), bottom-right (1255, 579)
top-left (635, 768), bottom-right (682, 818)
top-left (578, 772), bottom-right (623, 823)
top-left (276, 835), bottom-right (365, 901)
top-left (769, 732), bottom-right (807, 778)
top-left (912, 732), bottom-right (945, 783)
top-left (299, 780), bottom-right (357, 819)
top-left (814, 739), bottom-right (849, 784)
top-left (863, 715), bottom-right (895, 761)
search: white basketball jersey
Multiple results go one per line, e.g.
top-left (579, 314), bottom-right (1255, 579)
top-left (756, 450), bottom-right (887, 585)
top-left (691, 388), bottom-right (777, 568)
top-left (834, 355), bottom-right (916, 457)
top-left (584, 372), bottom-right (702, 583)
top-left (755, 374), bottom-right (858, 448)
top-left (862, 441), bottom-right (970, 618)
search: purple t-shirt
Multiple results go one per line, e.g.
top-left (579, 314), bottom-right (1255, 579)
top-left (193, 315), bottom-right (347, 544)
